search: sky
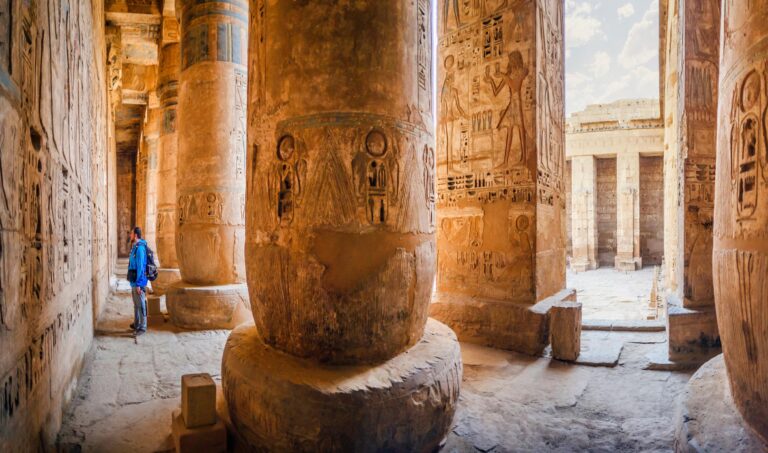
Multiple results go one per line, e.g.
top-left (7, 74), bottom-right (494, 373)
top-left (565, 0), bottom-right (660, 115)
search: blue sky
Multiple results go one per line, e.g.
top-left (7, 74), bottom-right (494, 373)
top-left (565, 0), bottom-right (660, 115)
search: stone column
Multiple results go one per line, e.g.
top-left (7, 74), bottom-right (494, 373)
top-left (429, 0), bottom-right (575, 355)
top-left (615, 151), bottom-right (642, 271)
top-left (142, 103), bottom-right (161, 253)
top-left (154, 16), bottom-right (182, 294)
top-left (166, 0), bottom-right (251, 329)
top-left (221, 2), bottom-right (461, 450)
top-left (712, 0), bottom-right (768, 442)
top-left (571, 155), bottom-right (597, 272)
top-left (663, 0), bottom-right (720, 362)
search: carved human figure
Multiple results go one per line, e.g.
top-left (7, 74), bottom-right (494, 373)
top-left (353, 129), bottom-right (399, 224)
top-left (272, 134), bottom-right (306, 225)
top-left (484, 50), bottom-right (529, 168)
top-left (440, 55), bottom-right (468, 175)
top-left (442, 0), bottom-right (462, 31)
top-left (424, 145), bottom-right (436, 226)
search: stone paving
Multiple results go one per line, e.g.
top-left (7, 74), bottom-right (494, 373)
top-left (567, 266), bottom-right (659, 321)
top-left (58, 288), bottom-right (690, 453)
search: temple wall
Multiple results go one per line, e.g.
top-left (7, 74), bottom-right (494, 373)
top-left (595, 158), bottom-right (617, 266)
top-left (640, 156), bottom-right (664, 265)
top-left (0, 0), bottom-right (110, 450)
top-left (116, 151), bottom-right (136, 257)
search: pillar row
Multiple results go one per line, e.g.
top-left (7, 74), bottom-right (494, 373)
top-left (571, 155), bottom-right (597, 272)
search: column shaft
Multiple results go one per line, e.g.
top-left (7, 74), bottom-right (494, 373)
top-left (714, 0), bottom-right (768, 441)
top-left (571, 155), bottom-right (597, 271)
top-left (615, 151), bottom-right (641, 271)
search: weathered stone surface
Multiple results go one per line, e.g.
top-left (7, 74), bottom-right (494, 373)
top-left (222, 319), bottom-right (462, 452)
top-left (246, 0), bottom-right (436, 365)
top-left (713, 0), bottom-right (768, 442)
top-left (431, 289), bottom-right (575, 356)
top-left (662, 0), bottom-right (721, 363)
top-left (166, 283), bottom-right (250, 330)
top-left (550, 301), bottom-right (582, 362)
top-left (431, 0), bottom-right (569, 356)
top-left (0, 0), bottom-right (111, 450)
top-left (168, 0), bottom-right (250, 327)
top-left (181, 373), bottom-right (217, 428)
top-left (674, 355), bottom-right (767, 452)
top-left (171, 408), bottom-right (227, 453)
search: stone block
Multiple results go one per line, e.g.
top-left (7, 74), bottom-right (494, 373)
top-left (171, 408), bottom-right (226, 453)
top-left (147, 295), bottom-right (164, 315)
top-left (147, 314), bottom-right (166, 327)
top-left (429, 289), bottom-right (576, 356)
top-left (550, 301), bottom-right (582, 362)
top-left (181, 374), bottom-right (217, 429)
top-left (666, 294), bottom-right (720, 363)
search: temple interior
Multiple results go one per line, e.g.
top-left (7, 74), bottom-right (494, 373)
top-left (1, 0), bottom-right (767, 452)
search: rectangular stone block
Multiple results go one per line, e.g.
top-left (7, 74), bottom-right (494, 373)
top-left (550, 301), bottom-right (582, 362)
top-left (171, 408), bottom-right (226, 453)
top-left (181, 373), bottom-right (217, 428)
top-left (147, 295), bottom-right (164, 315)
top-left (147, 314), bottom-right (166, 327)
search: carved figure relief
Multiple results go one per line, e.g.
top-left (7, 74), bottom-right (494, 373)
top-left (271, 134), bottom-right (306, 225)
top-left (353, 129), bottom-right (399, 225)
top-left (730, 69), bottom-right (763, 221)
top-left (485, 50), bottom-right (528, 168)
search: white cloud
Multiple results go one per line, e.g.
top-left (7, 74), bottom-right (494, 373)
top-left (590, 51), bottom-right (611, 77)
top-left (595, 65), bottom-right (658, 103)
top-left (618, 0), bottom-right (659, 69)
top-left (617, 3), bottom-right (635, 19)
top-left (566, 2), bottom-right (604, 49)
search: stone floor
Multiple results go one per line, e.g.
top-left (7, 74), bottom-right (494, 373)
top-left (58, 288), bottom-right (691, 453)
top-left (567, 267), bottom-right (660, 321)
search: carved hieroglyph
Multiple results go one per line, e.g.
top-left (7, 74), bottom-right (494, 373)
top-left (0, 0), bottom-right (110, 449)
top-left (223, 2), bottom-right (461, 451)
top-left (714, 0), bottom-right (768, 442)
top-left (435, 0), bottom-right (566, 304)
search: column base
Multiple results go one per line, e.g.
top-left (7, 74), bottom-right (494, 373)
top-left (429, 288), bottom-right (577, 356)
top-left (221, 318), bottom-right (462, 452)
top-left (615, 256), bottom-right (642, 272)
top-left (666, 294), bottom-right (720, 363)
top-left (570, 259), bottom-right (597, 273)
top-left (153, 268), bottom-right (182, 295)
top-left (166, 283), bottom-right (252, 330)
top-left (674, 355), bottom-right (767, 452)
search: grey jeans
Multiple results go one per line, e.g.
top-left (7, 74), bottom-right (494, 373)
top-left (131, 287), bottom-right (147, 332)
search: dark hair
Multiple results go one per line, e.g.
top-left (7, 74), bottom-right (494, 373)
top-left (133, 226), bottom-right (142, 239)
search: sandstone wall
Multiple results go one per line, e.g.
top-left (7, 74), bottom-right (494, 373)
top-left (640, 156), bottom-right (664, 265)
top-left (0, 0), bottom-right (110, 450)
top-left (565, 160), bottom-right (572, 256)
top-left (116, 151), bottom-right (136, 257)
top-left (596, 158), bottom-right (617, 266)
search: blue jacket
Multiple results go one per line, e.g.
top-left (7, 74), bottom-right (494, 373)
top-left (128, 239), bottom-right (148, 288)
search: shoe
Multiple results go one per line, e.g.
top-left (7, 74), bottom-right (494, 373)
top-left (133, 329), bottom-right (146, 337)
top-left (129, 323), bottom-right (135, 330)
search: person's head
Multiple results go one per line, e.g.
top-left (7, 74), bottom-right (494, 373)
top-left (130, 226), bottom-right (142, 243)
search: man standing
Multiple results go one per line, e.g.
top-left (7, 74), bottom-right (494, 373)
top-left (128, 226), bottom-right (148, 336)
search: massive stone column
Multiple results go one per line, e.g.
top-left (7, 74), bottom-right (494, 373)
top-left (429, 0), bottom-right (575, 355)
top-left (166, 0), bottom-right (251, 329)
top-left (662, 0), bottom-right (720, 362)
top-left (615, 151), bottom-right (642, 271)
top-left (571, 155), bottom-right (598, 272)
top-left (221, 2), bottom-right (461, 450)
top-left (154, 16), bottom-right (182, 293)
top-left (142, 103), bottom-right (161, 252)
top-left (711, 0), bottom-right (768, 443)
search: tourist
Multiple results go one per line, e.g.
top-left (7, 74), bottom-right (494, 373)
top-left (127, 226), bottom-right (148, 336)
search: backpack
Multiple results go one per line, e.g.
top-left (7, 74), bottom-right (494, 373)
top-left (141, 243), bottom-right (159, 282)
